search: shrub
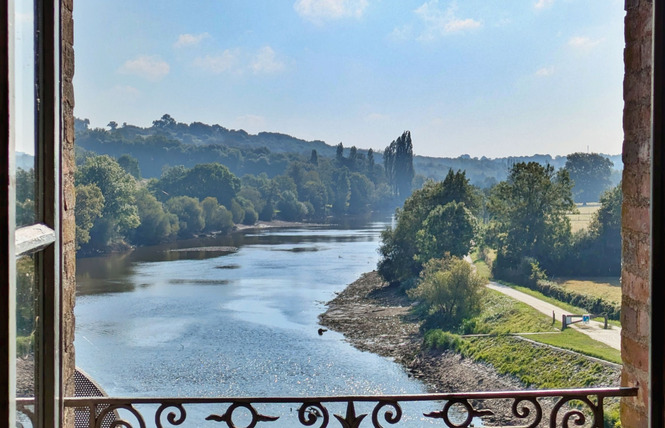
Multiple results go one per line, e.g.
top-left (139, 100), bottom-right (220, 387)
top-left (423, 329), bottom-right (463, 352)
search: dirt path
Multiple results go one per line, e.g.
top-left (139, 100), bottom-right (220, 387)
top-left (486, 282), bottom-right (621, 350)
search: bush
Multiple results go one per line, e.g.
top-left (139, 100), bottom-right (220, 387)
top-left (423, 329), bottom-right (463, 352)
top-left (407, 256), bottom-right (487, 328)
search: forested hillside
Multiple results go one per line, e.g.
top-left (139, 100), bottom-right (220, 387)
top-left (74, 115), bottom-right (622, 188)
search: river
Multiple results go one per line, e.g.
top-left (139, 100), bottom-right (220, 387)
top-left (75, 219), bottom-right (451, 426)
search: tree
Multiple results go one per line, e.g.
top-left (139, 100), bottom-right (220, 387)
top-left (367, 148), bottom-right (375, 180)
top-left (155, 163), bottom-right (240, 208)
top-left (566, 184), bottom-right (622, 276)
top-left (565, 153), bottom-right (613, 204)
top-left (130, 188), bottom-right (178, 245)
top-left (332, 169), bottom-right (350, 215)
top-left (348, 173), bottom-right (374, 214)
top-left (415, 202), bottom-right (476, 263)
top-left (75, 183), bottom-right (104, 248)
top-left (488, 162), bottom-right (574, 275)
top-left (165, 196), bottom-right (205, 237)
top-left (407, 257), bottom-right (486, 327)
top-left (117, 154), bottom-right (141, 179)
top-left (201, 197), bottom-right (234, 233)
top-left (378, 171), bottom-right (480, 286)
top-left (383, 131), bottom-right (414, 198)
top-left (335, 143), bottom-right (344, 165)
top-left (107, 121), bottom-right (118, 130)
top-left (277, 191), bottom-right (307, 221)
top-left (76, 155), bottom-right (140, 248)
top-left (309, 149), bottom-right (318, 166)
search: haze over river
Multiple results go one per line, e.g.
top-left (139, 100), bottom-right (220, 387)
top-left (75, 219), bottom-right (455, 426)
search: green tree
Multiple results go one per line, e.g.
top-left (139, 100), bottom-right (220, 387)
top-left (488, 162), bottom-right (574, 275)
top-left (201, 197), bottom-right (234, 233)
top-left (383, 131), bottom-right (414, 198)
top-left (378, 171), bottom-right (480, 286)
top-left (407, 257), bottom-right (486, 327)
top-left (348, 173), bottom-right (374, 214)
top-left (565, 152), bottom-right (613, 204)
top-left (155, 163), bottom-right (240, 208)
top-left (332, 169), bottom-right (350, 215)
top-left (75, 183), bottom-right (104, 248)
top-left (117, 154), bottom-right (141, 179)
top-left (277, 191), bottom-right (307, 221)
top-left (567, 184), bottom-right (622, 275)
top-left (415, 202), bottom-right (476, 263)
top-left (76, 155), bottom-right (140, 248)
top-left (165, 196), bottom-right (205, 237)
top-left (130, 188), bottom-right (178, 245)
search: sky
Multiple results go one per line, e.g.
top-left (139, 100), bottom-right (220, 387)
top-left (73, 0), bottom-right (626, 158)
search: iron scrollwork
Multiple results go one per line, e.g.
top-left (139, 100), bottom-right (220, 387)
top-left (55, 386), bottom-right (636, 428)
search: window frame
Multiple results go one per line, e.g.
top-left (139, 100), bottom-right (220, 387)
top-left (2, 0), bottom-right (63, 427)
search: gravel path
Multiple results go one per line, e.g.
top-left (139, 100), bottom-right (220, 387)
top-left (486, 281), bottom-right (621, 350)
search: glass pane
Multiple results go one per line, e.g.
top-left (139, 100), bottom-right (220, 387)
top-left (15, 254), bottom-right (37, 427)
top-left (14, 0), bottom-right (36, 227)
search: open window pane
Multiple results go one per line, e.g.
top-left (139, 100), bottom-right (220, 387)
top-left (14, 0), bottom-right (36, 227)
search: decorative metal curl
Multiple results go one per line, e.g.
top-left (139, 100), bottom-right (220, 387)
top-left (155, 403), bottom-right (186, 427)
top-left (511, 397), bottom-right (543, 428)
top-left (550, 396), bottom-right (598, 428)
top-left (206, 402), bottom-right (279, 428)
top-left (96, 403), bottom-right (146, 428)
top-left (371, 400), bottom-right (402, 427)
top-left (424, 399), bottom-right (494, 428)
top-left (297, 401), bottom-right (329, 428)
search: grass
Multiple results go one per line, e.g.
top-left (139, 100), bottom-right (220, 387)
top-left (461, 335), bottom-right (618, 389)
top-left (552, 277), bottom-right (622, 305)
top-left (470, 248), bottom-right (494, 280)
top-left (500, 281), bottom-right (622, 327)
top-left (467, 290), bottom-right (621, 363)
top-left (464, 289), bottom-right (558, 335)
top-left (567, 203), bottom-right (600, 233)
top-left (522, 328), bottom-right (622, 364)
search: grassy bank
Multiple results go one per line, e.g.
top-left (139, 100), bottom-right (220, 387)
top-left (422, 288), bottom-right (622, 426)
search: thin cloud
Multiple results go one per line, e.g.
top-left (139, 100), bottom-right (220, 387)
top-left (251, 46), bottom-right (285, 74)
top-left (568, 36), bottom-right (602, 50)
top-left (535, 66), bottom-right (555, 77)
top-left (414, 1), bottom-right (482, 41)
top-left (193, 50), bottom-right (240, 74)
top-left (294, 0), bottom-right (368, 24)
top-left (534, 0), bottom-right (554, 10)
top-left (174, 33), bottom-right (211, 48)
top-left (118, 56), bottom-right (170, 81)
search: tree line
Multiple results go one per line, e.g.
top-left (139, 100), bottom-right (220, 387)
top-left (378, 157), bottom-right (622, 329)
top-left (13, 128), bottom-right (418, 254)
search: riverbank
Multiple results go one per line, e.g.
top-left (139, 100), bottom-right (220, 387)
top-left (320, 271), bottom-right (529, 391)
top-left (319, 271), bottom-right (526, 423)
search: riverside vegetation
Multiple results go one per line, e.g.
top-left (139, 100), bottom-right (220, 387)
top-left (369, 160), bottom-right (623, 426)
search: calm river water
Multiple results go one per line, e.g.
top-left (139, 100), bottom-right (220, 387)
top-left (75, 220), bottom-right (452, 426)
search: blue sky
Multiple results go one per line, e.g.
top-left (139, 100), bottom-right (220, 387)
top-left (73, 0), bottom-right (625, 158)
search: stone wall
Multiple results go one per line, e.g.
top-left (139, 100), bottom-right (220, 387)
top-left (61, 0), bottom-right (76, 426)
top-left (621, 0), bottom-right (652, 426)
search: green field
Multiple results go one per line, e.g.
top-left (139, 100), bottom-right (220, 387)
top-left (567, 203), bottom-right (600, 233)
top-left (552, 277), bottom-right (622, 305)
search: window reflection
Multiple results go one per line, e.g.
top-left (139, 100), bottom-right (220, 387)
top-left (14, 0), bottom-right (36, 227)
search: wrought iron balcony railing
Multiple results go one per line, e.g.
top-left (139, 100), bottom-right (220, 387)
top-left (16, 386), bottom-right (637, 428)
